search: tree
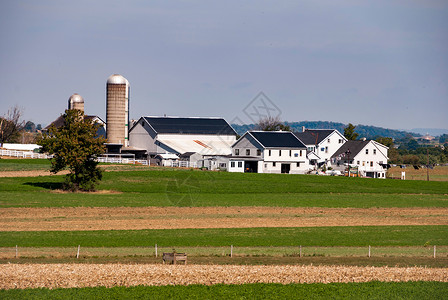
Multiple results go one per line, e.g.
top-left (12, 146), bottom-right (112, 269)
top-left (376, 136), bottom-right (394, 148)
top-left (24, 121), bottom-right (36, 132)
top-left (38, 109), bottom-right (106, 191)
top-left (343, 123), bottom-right (359, 140)
top-left (0, 106), bottom-right (25, 147)
top-left (256, 116), bottom-right (290, 131)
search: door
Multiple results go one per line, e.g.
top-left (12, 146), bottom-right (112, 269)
top-left (281, 163), bottom-right (290, 174)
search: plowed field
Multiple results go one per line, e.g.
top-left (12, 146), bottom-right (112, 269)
top-left (1, 206), bottom-right (447, 231)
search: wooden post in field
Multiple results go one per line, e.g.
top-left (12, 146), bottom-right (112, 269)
top-left (15, 245), bottom-right (18, 258)
top-left (434, 245), bottom-right (436, 258)
top-left (76, 245), bottom-right (80, 259)
top-left (368, 245), bottom-right (371, 258)
top-left (230, 245), bottom-right (233, 258)
top-left (299, 245), bottom-right (302, 258)
top-left (155, 244), bottom-right (158, 257)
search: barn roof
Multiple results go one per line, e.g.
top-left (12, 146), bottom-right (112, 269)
top-left (248, 131), bottom-right (306, 148)
top-left (142, 117), bottom-right (237, 135)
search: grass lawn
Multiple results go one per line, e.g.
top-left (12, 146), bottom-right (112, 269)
top-left (0, 169), bottom-right (447, 208)
top-left (1, 226), bottom-right (446, 248)
top-left (1, 282), bottom-right (447, 299)
top-left (0, 158), bottom-right (50, 171)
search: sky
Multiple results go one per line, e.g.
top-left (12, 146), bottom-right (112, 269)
top-left (1, 0), bottom-right (447, 131)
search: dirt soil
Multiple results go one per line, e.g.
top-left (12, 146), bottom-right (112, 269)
top-left (0, 264), bottom-right (446, 289)
top-left (1, 206), bottom-right (447, 231)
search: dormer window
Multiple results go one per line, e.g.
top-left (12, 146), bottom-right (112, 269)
top-left (366, 149), bottom-right (369, 154)
top-left (246, 149), bottom-right (250, 156)
top-left (373, 149), bottom-right (376, 155)
top-left (235, 149), bottom-right (239, 156)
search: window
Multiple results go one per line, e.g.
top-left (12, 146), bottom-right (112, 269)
top-left (362, 161), bottom-right (365, 166)
top-left (246, 149), bottom-right (250, 156)
top-left (264, 164), bottom-right (267, 168)
top-left (297, 162), bottom-right (300, 167)
top-left (257, 149), bottom-right (261, 156)
top-left (269, 150), bottom-right (271, 156)
top-left (273, 162), bottom-right (276, 167)
top-left (339, 139), bottom-right (343, 143)
top-left (321, 147), bottom-right (325, 152)
top-left (366, 149), bottom-right (369, 154)
top-left (373, 149), bottom-right (376, 155)
top-left (279, 150), bottom-right (281, 156)
top-left (220, 163), bottom-right (226, 168)
top-left (231, 162), bottom-right (235, 168)
top-left (294, 153), bottom-right (298, 157)
top-left (142, 121), bottom-right (145, 127)
top-left (327, 139), bottom-right (330, 143)
top-left (300, 150), bottom-right (303, 156)
top-left (235, 149), bottom-right (239, 155)
top-left (370, 161), bottom-right (373, 167)
top-left (357, 161), bottom-right (360, 165)
top-left (237, 162), bottom-right (242, 168)
top-left (325, 147), bottom-right (328, 153)
top-left (289, 150), bottom-right (292, 156)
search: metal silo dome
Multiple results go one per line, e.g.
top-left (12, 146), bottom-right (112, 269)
top-left (69, 93), bottom-right (84, 103)
top-left (68, 93), bottom-right (85, 111)
top-left (107, 74), bottom-right (129, 85)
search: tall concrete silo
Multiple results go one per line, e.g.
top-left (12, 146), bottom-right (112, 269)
top-left (106, 74), bottom-right (130, 147)
top-left (68, 93), bottom-right (84, 112)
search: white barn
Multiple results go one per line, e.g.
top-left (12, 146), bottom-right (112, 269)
top-left (229, 131), bottom-right (310, 174)
top-left (331, 140), bottom-right (389, 178)
top-left (128, 116), bottom-right (237, 158)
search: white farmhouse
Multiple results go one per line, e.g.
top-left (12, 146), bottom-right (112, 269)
top-left (128, 116), bottom-right (237, 158)
top-left (294, 129), bottom-right (346, 167)
top-left (330, 140), bottom-right (389, 178)
top-left (228, 131), bottom-right (310, 174)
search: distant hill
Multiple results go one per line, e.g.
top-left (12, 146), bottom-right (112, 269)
top-left (410, 128), bottom-right (448, 136)
top-left (231, 121), bottom-right (419, 140)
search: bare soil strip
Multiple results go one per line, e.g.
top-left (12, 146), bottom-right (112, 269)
top-left (1, 207), bottom-right (447, 231)
top-left (0, 264), bottom-right (446, 289)
top-left (0, 170), bottom-right (70, 177)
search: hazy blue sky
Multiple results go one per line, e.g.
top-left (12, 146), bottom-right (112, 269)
top-left (1, 1), bottom-right (447, 130)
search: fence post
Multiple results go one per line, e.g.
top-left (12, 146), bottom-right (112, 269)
top-left (299, 245), bottom-right (302, 257)
top-left (230, 245), bottom-right (233, 258)
top-left (368, 245), bottom-right (371, 258)
top-left (15, 245), bottom-right (18, 258)
top-left (434, 245), bottom-right (436, 258)
top-left (76, 245), bottom-right (80, 259)
top-left (155, 244), bottom-right (158, 257)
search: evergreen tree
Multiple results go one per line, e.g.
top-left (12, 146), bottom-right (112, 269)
top-left (344, 123), bottom-right (359, 140)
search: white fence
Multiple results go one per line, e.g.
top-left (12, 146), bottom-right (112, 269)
top-left (1, 150), bottom-right (149, 166)
top-left (163, 160), bottom-right (197, 168)
top-left (0, 149), bottom-right (52, 159)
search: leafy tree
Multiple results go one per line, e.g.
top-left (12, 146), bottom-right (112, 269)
top-left (0, 106), bottom-right (25, 147)
top-left (36, 124), bottom-right (42, 131)
top-left (376, 136), bottom-right (394, 148)
top-left (24, 121), bottom-right (36, 132)
top-left (38, 109), bottom-right (106, 191)
top-left (256, 116), bottom-right (290, 131)
top-left (343, 123), bottom-right (359, 140)
top-left (439, 134), bottom-right (448, 144)
top-left (402, 154), bottom-right (420, 165)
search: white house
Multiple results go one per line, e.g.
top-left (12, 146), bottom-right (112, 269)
top-left (294, 129), bottom-right (346, 167)
top-left (128, 116), bottom-right (237, 158)
top-left (331, 140), bottom-right (389, 178)
top-left (228, 131), bottom-right (310, 174)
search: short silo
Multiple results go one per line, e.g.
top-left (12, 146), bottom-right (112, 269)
top-left (68, 93), bottom-right (84, 112)
top-left (106, 74), bottom-right (130, 147)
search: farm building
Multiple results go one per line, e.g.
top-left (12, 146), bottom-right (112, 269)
top-left (229, 131), bottom-right (309, 174)
top-left (330, 139), bottom-right (389, 178)
top-left (128, 116), bottom-right (237, 159)
top-left (294, 129), bottom-right (346, 167)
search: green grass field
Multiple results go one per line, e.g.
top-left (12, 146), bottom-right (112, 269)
top-left (0, 167), bottom-right (447, 208)
top-left (1, 226), bottom-right (446, 248)
top-left (1, 282), bottom-right (447, 299)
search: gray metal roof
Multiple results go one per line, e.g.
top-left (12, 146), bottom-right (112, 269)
top-left (143, 117), bottom-right (237, 135)
top-left (294, 129), bottom-right (337, 145)
top-left (249, 131), bottom-right (306, 148)
top-left (331, 140), bottom-right (370, 159)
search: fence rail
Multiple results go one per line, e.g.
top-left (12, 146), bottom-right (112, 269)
top-left (1, 245), bottom-right (444, 259)
top-left (0, 149), bottom-right (52, 159)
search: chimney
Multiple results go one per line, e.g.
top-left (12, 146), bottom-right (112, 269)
top-left (302, 126), bottom-right (306, 132)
